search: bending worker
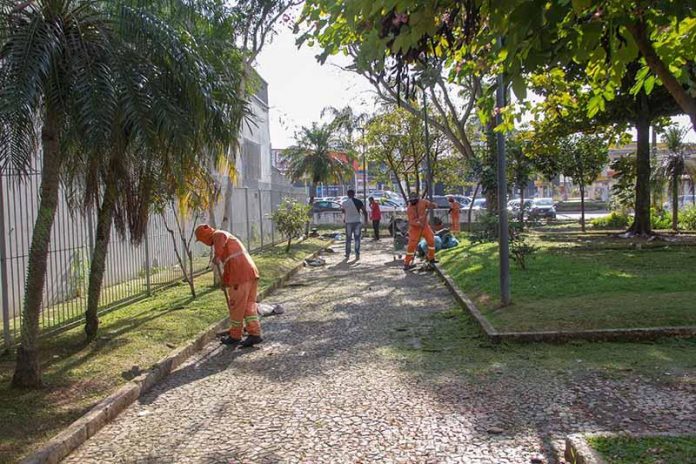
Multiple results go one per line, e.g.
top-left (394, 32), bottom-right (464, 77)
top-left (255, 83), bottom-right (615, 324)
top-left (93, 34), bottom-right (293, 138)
top-left (404, 191), bottom-right (436, 270)
top-left (195, 224), bottom-right (263, 347)
top-left (448, 196), bottom-right (461, 233)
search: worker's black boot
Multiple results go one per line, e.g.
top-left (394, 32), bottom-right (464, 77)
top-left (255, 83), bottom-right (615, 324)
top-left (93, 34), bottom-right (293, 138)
top-left (240, 335), bottom-right (263, 348)
top-left (220, 336), bottom-right (241, 347)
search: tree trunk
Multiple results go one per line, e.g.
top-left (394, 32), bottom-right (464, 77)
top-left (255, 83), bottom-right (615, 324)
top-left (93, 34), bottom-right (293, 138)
top-left (12, 112), bottom-right (62, 388)
top-left (628, 97), bottom-right (652, 236)
top-left (220, 176), bottom-right (235, 232)
top-left (519, 186), bottom-right (525, 231)
top-left (468, 183), bottom-right (480, 233)
top-left (305, 182), bottom-right (316, 236)
top-left (579, 184), bottom-right (586, 233)
top-left (84, 181), bottom-right (117, 341)
top-left (672, 177), bottom-right (679, 231)
top-left (628, 20), bottom-right (696, 130)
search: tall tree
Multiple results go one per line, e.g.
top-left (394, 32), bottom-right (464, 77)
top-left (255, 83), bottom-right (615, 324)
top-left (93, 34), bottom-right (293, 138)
top-left (658, 125), bottom-right (696, 230)
top-left (0, 0), bottom-right (117, 388)
top-left (284, 122), bottom-right (354, 233)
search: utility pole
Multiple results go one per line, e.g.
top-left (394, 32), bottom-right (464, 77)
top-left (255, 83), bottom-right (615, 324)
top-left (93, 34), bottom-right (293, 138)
top-left (422, 85), bottom-right (434, 221)
top-left (361, 127), bottom-right (367, 201)
top-left (495, 39), bottom-right (511, 306)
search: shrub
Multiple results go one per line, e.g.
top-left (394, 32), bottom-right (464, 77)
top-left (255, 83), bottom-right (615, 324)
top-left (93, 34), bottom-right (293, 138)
top-left (651, 208), bottom-right (671, 230)
top-left (510, 236), bottom-right (538, 270)
top-left (591, 211), bottom-right (630, 229)
top-left (679, 206), bottom-right (696, 231)
top-left (271, 199), bottom-right (311, 252)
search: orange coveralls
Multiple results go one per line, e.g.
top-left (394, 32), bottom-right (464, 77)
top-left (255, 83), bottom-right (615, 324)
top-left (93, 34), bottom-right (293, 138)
top-left (449, 201), bottom-right (461, 233)
top-left (197, 226), bottom-right (261, 339)
top-left (405, 199), bottom-right (436, 266)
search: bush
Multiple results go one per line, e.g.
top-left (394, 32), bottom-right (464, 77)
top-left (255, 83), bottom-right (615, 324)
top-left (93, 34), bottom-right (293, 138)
top-left (271, 199), bottom-right (311, 252)
top-left (591, 211), bottom-right (630, 229)
top-left (679, 206), bottom-right (696, 230)
top-left (651, 208), bottom-right (671, 230)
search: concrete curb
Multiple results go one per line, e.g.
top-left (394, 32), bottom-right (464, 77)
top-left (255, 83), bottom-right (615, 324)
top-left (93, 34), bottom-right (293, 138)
top-left (562, 431), bottom-right (694, 464)
top-left (21, 244), bottom-right (330, 464)
top-left (433, 262), bottom-right (696, 344)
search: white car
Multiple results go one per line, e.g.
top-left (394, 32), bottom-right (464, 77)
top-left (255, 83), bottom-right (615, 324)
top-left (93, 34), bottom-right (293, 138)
top-left (377, 198), bottom-right (405, 212)
top-left (663, 194), bottom-right (696, 211)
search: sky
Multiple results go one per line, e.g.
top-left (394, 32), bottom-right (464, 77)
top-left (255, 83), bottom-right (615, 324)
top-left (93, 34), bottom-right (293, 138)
top-left (255, 25), bottom-right (696, 149)
top-left (255, 27), bottom-right (375, 149)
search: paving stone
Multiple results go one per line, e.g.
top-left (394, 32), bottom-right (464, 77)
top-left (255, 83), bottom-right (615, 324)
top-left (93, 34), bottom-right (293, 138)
top-left (63, 240), bottom-right (696, 464)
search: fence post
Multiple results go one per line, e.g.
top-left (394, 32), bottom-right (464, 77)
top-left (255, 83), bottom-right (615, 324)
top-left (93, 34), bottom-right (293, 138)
top-left (0, 174), bottom-right (12, 349)
top-left (270, 191), bottom-right (275, 245)
top-left (144, 227), bottom-right (152, 296)
top-left (259, 189), bottom-right (264, 248)
top-left (245, 187), bottom-right (251, 250)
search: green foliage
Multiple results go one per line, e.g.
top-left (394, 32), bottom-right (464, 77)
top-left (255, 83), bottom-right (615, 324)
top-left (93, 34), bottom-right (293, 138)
top-left (651, 208), bottom-right (671, 230)
top-left (509, 236), bottom-right (538, 271)
top-left (609, 155), bottom-right (637, 212)
top-left (591, 212), bottom-right (631, 230)
top-left (588, 435), bottom-right (696, 464)
top-left (271, 199), bottom-right (311, 252)
top-left (679, 206), bottom-right (696, 231)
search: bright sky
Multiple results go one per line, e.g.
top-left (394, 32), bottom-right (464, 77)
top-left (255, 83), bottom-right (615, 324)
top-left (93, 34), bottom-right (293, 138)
top-left (256, 25), bottom-right (696, 149)
top-left (255, 27), bottom-right (375, 149)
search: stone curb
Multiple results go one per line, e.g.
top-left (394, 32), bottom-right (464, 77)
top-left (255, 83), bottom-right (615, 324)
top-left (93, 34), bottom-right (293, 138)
top-left (433, 263), bottom-right (696, 344)
top-left (21, 244), bottom-right (330, 464)
top-left (563, 431), bottom-right (694, 464)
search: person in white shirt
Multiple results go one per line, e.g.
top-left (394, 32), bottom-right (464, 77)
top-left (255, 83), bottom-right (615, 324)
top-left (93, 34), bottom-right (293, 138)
top-left (341, 189), bottom-right (367, 259)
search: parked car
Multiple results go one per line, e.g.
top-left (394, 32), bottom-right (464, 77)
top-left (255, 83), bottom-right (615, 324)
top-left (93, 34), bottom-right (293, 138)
top-left (311, 200), bottom-right (342, 213)
top-left (471, 198), bottom-right (487, 210)
top-left (377, 198), bottom-right (405, 212)
top-left (431, 195), bottom-right (452, 209)
top-left (448, 194), bottom-right (471, 207)
top-left (663, 194), bottom-right (696, 211)
top-left (507, 198), bottom-right (533, 212)
top-left (529, 197), bottom-right (556, 219)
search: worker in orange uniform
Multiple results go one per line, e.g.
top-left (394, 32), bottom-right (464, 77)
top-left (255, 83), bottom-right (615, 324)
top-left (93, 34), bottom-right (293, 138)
top-left (448, 196), bottom-right (461, 233)
top-left (404, 191), bottom-right (436, 271)
top-left (195, 224), bottom-right (262, 348)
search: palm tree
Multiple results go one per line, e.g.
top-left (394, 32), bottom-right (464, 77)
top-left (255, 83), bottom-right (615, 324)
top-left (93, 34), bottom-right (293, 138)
top-left (66, 1), bottom-right (247, 340)
top-left (1, 0), bottom-right (117, 388)
top-left (285, 122), bottom-right (355, 233)
top-left (659, 126), bottom-right (691, 231)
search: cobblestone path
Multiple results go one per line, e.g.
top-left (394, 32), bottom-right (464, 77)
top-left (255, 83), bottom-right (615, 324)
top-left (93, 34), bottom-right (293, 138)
top-left (65, 240), bottom-right (695, 464)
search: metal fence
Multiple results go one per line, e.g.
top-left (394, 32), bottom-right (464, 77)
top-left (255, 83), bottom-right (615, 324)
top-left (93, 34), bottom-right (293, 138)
top-left (0, 169), bottom-right (305, 350)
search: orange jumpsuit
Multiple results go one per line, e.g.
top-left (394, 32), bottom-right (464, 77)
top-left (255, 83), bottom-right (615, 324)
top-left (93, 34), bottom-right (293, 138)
top-left (196, 226), bottom-right (261, 339)
top-left (449, 201), bottom-right (461, 233)
top-left (405, 199), bottom-right (436, 266)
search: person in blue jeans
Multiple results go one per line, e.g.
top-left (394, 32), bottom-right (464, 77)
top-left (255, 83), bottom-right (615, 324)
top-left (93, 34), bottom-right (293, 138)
top-left (341, 189), bottom-right (367, 259)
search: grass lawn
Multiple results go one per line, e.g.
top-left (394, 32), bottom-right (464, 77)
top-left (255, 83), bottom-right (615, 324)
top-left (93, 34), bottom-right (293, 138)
top-left (587, 435), bottom-right (696, 464)
top-left (0, 238), bottom-right (327, 464)
top-left (438, 230), bottom-right (696, 332)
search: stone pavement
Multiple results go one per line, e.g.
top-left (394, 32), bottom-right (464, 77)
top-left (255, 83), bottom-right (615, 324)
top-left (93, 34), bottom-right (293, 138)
top-left (64, 239), bottom-right (695, 464)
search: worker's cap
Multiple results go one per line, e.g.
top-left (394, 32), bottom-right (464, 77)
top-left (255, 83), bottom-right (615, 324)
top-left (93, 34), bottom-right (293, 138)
top-left (195, 224), bottom-right (215, 245)
top-left (408, 191), bottom-right (419, 200)
top-left (448, 196), bottom-right (455, 201)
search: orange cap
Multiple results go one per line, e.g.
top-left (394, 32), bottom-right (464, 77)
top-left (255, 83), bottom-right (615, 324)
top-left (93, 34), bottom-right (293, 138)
top-left (195, 224), bottom-right (215, 245)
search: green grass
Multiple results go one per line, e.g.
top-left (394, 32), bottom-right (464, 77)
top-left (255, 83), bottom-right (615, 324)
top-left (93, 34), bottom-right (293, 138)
top-left (385, 308), bottom-right (696, 379)
top-left (0, 238), bottom-right (327, 464)
top-left (588, 435), bottom-right (696, 464)
top-left (439, 232), bottom-right (696, 332)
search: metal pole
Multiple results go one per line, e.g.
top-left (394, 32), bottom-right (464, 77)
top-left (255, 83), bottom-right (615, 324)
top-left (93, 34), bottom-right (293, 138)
top-left (258, 189), bottom-right (264, 248)
top-left (361, 127), bottom-right (367, 201)
top-left (0, 174), bottom-right (12, 348)
top-left (144, 225), bottom-right (152, 296)
top-left (422, 86), bottom-right (434, 221)
top-left (495, 39), bottom-right (512, 306)
top-left (245, 187), bottom-right (251, 249)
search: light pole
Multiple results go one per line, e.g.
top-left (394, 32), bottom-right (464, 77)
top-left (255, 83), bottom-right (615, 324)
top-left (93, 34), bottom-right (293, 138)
top-left (495, 38), bottom-right (511, 306)
top-left (422, 85), bottom-right (434, 221)
top-left (360, 127), bottom-right (367, 201)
